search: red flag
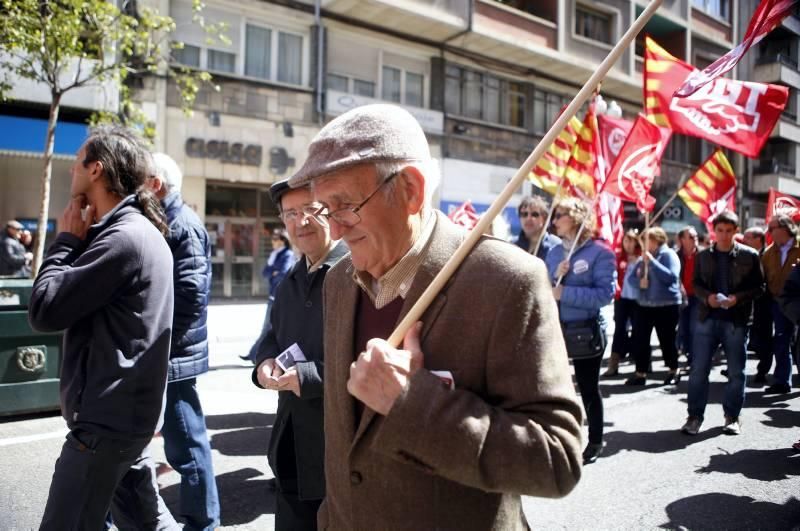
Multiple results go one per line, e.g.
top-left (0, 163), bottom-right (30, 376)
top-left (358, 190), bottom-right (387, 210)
top-left (447, 201), bottom-right (480, 230)
top-left (644, 37), bottom-right (788, 158)
top-left (766, 187), bottom-right (800, 222)
top-left (602, 115), bottom-right (669, 212)
top-left (676, 0), bottom-right (798, 97)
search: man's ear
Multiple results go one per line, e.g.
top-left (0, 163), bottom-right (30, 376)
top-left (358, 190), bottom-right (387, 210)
top-left (87, 160), bottom-right (104, 185)
top-left (400, 166), bottom-right (426, 215)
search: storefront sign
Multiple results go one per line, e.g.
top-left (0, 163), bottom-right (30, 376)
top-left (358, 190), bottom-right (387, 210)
top-left (185, 138), bottom-right (262, 166)
top-left (326, 90), bottom-right (444, 134)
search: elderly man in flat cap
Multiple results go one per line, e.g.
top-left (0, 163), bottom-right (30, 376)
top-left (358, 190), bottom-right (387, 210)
top-left (0, 220), bottom-right (32, 277)
top-left (289, 104), bottom-right (583, 530)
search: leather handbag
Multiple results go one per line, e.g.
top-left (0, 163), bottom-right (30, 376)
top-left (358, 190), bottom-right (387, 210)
top-left (560, 318), bottom-right (606, 360)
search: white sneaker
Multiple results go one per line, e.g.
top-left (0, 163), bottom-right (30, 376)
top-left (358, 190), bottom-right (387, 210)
top-left (723, 416), bottom-right (741, 435)
top-left (681, 416), bottom-right (702, 435)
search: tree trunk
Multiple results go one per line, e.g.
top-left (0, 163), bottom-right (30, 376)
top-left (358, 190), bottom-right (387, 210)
top-left (31, 92), bottom-right (61, 278)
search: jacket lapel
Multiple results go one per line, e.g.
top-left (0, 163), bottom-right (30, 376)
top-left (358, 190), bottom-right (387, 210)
top-left (331, 259), bottom-right (360, 443)
top-left (349, 212), bottom-right (464, 450)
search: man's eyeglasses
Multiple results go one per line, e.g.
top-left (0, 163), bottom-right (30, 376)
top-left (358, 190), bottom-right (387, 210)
top-left (519, 211), bottom-right (542, 219)
top-left (280, 203), bottom-right (323, 224)
top-left (304, 171), bottom-right (400, 228)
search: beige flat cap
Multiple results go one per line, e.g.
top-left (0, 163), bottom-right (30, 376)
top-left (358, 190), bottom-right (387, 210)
top-left (289, 104), bottom-right (431, 187)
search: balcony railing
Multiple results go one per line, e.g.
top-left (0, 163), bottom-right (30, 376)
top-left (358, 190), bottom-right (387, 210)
top-left (755, 53), bottom-right (799, 69)
top-left (756, 159), bottom-right (796, 176)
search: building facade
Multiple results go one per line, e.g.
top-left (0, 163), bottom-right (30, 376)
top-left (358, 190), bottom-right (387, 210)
top-left (4, 0), bottom-right (792, 298)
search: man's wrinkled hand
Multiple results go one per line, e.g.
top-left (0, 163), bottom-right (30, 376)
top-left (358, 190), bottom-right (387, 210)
top-left (58, 196), bottom-right (93, 240)
top-left (347, 322), bottom-right (424, 415)
top-left (256, 358), bottom-right (284, 389)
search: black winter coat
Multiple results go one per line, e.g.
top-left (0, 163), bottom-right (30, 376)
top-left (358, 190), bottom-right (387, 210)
top-left (162, 192), bottom-right (212, 382)
top-left (252, 241), bottom-right (347, 501)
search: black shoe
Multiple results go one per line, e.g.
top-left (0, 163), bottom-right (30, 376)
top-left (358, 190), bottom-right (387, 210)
top-left (582, 443), bottom-right (603, 464)
top-left (721, 369), bottom-right (729, 379)
top-left (753, 373), bottom-right (768, 385)
top-left (764, 383), bottom-right (791, 394)
top-left (663, 371), bottom-right (678, 385)
top-left (266, 477), bottom-right (277, 491)
top-left (625, 375), bottom-right (647, 386)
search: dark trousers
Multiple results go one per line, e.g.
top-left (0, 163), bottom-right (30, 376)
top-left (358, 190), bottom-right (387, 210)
top-left (611, 298), bottom-right (638, 358)
top-left (274, 419), bottom-right (321, 531)
top-left (632, 304), bottom-right (680, 373)
top-left (40, 429), bottom-right (150, 531)
top-left (752, 296), bottom-right (773, 376)
top-left (677, 296), bottom-right (698, 361)
top-left (573, 352), bottom-right (604, 445)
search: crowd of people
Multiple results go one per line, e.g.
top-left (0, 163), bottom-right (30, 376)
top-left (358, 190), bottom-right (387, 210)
top-left (14, 103), bottom-right (800, 530)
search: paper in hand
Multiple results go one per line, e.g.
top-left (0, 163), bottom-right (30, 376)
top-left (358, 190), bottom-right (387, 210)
top-left (275, 343), bottom-right (308, 373)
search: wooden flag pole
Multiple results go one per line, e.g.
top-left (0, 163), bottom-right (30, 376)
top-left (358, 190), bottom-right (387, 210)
top-left (532, 176), bottom-right (568, 257)
top-left (649, 171), bottom-right (691, 225)
top-left (386, 0), bottom-right (664, 347)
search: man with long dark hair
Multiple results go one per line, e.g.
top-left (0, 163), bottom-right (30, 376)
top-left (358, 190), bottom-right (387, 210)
top-left (29, 125), bottom-right (176, 530)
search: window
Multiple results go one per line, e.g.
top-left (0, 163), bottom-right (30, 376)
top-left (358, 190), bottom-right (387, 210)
top-left (174, 43), bottom-right (201, 68)
top-left (245, 24), bottom-right (305, 85)
top-left (381, 66), bottom-right (424, 107)
top-left (208, 49), bottom-right (236, 73)
top-left (245, 26), bottom-right (271, 79)
top-left (278, 33), bottom-right (303, 84)
top-left (327, 73), bottom-right (349, 92)
top-left (354, 79), bottom-right (375, 97)
top-left (382, 66), bottom-right (402, 103)
top-left (692, 0), bottom-right (730, 21)
top-left (532, 88), bottom-right (569, 134)
top-left (575, 5), bottom-right (613, 45)
top-left (327, 74), bottom-right (376, 98)
top-left (445, 65), bottom-right (528, 128)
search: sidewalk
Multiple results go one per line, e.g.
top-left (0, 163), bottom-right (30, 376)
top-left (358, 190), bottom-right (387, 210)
top-left (207, 302), bottom-right (265, 368)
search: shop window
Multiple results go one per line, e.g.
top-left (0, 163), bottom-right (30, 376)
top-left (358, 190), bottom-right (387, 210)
top-left (327, 73), bottom-right (348, 92)
top-left (382, 66), bottom-right (402, 103)
top-left (173, 41), bottom-right (236, 73)
top-left (575, 4), bottom-right (613, 45)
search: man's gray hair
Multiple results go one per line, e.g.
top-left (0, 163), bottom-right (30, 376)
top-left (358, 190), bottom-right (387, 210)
top-left (152, 152), bottom-right (183, 192)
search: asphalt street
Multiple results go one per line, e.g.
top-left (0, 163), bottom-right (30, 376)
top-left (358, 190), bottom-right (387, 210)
top-left (1, 302), bottom-right (799, 530)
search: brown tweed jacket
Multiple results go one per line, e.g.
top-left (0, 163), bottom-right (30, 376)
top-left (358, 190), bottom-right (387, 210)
top-left (318, 211), bottom-right (583, 531)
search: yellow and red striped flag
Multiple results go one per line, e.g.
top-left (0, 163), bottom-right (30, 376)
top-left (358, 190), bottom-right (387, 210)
top-left (677, 149), bottom-right (736, 223)
top-left (529, 107), bottom-right (597, 198)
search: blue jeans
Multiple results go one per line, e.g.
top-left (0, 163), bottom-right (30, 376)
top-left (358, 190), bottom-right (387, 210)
top-left (688, 318), bottom-right (748, 420)
top-left (162, 378), bottom-right (220, 531)
top-left (771, 301), bottom-right (795, 387)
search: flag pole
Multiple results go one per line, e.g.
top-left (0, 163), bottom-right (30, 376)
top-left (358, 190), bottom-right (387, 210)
top-left (643, 209), bottom-right (651, 283)
top-left (532, 178), bottom-right (568, 257)
top-left (649, 171), bottom-right (691, 225)
top-left (386, 0), bottom-right (664, 347)
top-left (554, 194), bottom-right (603, 287)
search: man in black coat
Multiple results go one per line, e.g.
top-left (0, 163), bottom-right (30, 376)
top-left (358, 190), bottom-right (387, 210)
top-left (252, 178), bottom-right (346, 530)
top-left (0, 219), bottom-right (31, 276)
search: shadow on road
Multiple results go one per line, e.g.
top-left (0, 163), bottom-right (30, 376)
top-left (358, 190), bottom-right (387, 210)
top-left (205, 412), bottom-right (276, 458)
top-left (603, 427), bottom-right (724, 457)
top-left (696, 448), bottom-right (800, 481)
top-left (161, 467), bottom-right (276, 526)
top-left (660, 493), bottom-right (800, 530)
top-left (761, 408), bottom-right (800, 429)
